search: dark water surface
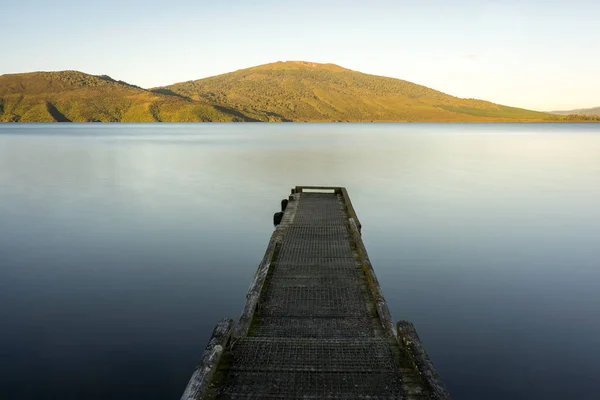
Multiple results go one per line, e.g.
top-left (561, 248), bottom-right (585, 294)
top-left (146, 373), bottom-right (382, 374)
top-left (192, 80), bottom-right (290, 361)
top-left (1, 123), bottom-right (599, 399)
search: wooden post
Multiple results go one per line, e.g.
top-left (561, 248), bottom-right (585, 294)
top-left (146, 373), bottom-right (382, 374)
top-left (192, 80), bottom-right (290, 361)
top-left (340, 187), bottom-right (362, 233)
top-left (397, 321), bottom-right (452, 400)
top-left (180, 319), bottom-right (233, 400)
top-left (273, 212), bottom-right (284, 226)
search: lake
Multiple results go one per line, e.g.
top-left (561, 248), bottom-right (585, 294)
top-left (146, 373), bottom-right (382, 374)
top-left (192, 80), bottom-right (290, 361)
top-left (1, 123), bottom-right (599, 399)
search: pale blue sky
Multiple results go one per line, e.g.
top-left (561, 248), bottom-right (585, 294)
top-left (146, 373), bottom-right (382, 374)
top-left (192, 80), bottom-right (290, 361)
top-left (2, 0), bottom-right (598, 111)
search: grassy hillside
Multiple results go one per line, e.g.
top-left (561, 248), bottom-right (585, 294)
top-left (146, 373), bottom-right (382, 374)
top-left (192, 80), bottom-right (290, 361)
top-left (0, 71), bottom-right (244, 122)
top-left (2, 63), bottom-right (593, 122)
top-left (156, 61), bottom-right (560, 122)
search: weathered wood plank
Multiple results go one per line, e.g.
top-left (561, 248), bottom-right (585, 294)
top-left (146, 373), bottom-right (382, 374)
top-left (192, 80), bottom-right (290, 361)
top-left (398, 321), bottom-right (452, 400)
top-left (339, 187), bottom-right (362, 232)
top-left (232, 193), bottom-right (298, 340)
top-left (180, 319), bottom-right (233, 400)
top-left (348, 217), bottom-right (397, 339)
top-left (232, 233), bottom-right (281, 340)
top-left (294, 185), bottom-right (338, 192)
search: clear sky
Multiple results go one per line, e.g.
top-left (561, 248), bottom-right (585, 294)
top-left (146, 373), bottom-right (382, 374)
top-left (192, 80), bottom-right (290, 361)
top-left (2, 0), bottom-right (598, 111)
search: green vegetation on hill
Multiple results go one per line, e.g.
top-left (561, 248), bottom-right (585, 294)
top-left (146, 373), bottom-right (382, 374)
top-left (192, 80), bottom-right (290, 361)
top-left (156, 61), bottom-right (562, 122)
top-left (559, 113), bottom-right (600, 121)
top-left (1, 63), bottom-right (595, 122)
top-left (0, 71), bottom-right (244, 122)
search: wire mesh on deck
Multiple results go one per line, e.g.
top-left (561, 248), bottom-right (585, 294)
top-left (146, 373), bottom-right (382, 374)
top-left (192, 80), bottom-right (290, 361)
top-left (275, 256), bottom-right (356, 266)
top-left (260, 286), bottom-right (368, 317)
top-left (296, 192), bottom-right (343, 203)
top-left (277, 243), bottom-right (354, 260)
top-left (219, 338), bottom-right (403, 399)
top-left (295, 196), bottom-right (341, 207)
top-left (276, 258), bottom-right (359, 267)
top-left (270, 265), bottom-right (361, 287)
top-left (267, 276), bottom-right (360, 288)
top-left (214, 192), bottom-right (405, 399)
top-left (292, 194), bottom-right (347, 226)
top-left (292, 214), bottom-right (347, 226)
top-left (252, 316), bottom-right (375, 338)
top-left (219, 371), bottom-right (402, 399)
top-left (283, 226), bottom-right (349, 241)
top-left (230, 338), bottom-right (398, 372)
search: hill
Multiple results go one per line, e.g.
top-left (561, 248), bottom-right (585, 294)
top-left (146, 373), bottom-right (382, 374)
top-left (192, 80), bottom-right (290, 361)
top-left (155, 61), bottom-right (560, 122)
top-left (0, 71), bottom-right (245, 122)
top-left (2, 63), bottom-right (594, 122)
top-left (551, 106), bottom-right (600, 117)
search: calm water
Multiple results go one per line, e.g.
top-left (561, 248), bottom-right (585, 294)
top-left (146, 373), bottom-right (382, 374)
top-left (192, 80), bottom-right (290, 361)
top-left (1, 123), bottom-right (599, 399)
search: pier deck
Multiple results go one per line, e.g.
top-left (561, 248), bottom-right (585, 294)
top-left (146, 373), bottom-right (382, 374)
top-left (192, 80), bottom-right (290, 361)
top-left (181, 187), bottom-right (450, 399)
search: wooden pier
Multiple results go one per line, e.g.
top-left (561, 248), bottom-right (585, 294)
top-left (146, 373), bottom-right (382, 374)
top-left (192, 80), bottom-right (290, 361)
top-left (181, 187), bottom-right (451, 399)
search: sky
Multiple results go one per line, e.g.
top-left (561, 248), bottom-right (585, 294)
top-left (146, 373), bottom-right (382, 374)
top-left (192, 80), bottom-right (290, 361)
top-left (1, 0), bottom-right (599, 111)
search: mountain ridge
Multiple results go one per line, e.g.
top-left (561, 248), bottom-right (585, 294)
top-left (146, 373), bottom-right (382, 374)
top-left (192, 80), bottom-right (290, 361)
top-left (551, 106), bottom-right (600, 117)
top-left (1, 62), bottom-right (597, 122)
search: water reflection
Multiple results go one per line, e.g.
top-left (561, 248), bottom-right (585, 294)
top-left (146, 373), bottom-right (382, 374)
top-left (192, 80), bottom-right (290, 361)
top-left (0, 123), bottom-right (599, 399)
